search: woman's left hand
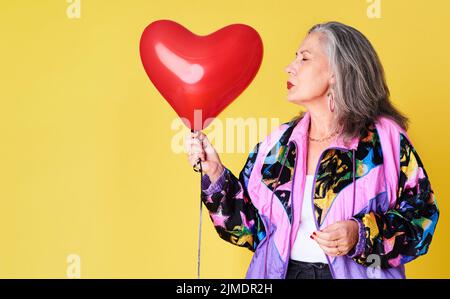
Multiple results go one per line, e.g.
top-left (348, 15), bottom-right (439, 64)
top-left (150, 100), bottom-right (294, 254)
top-left (311, 220), bottom-right (359, 257)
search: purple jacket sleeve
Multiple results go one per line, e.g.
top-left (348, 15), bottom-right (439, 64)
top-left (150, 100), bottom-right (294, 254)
top-left (346, 218), bottom-right (366, 259)
top-left (201, 167), bottom-right (227, 196)
top-left (200, 142), bottom-right (266, 252)
top-left (349, 133), bottom-right (439, 268)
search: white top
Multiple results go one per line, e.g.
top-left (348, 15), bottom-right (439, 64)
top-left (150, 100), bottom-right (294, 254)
top-left (290, 175), bottom-right (329, 263)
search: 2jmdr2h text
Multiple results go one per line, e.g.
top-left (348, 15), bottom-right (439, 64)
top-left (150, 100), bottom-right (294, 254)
top-left (176, 283), bottom-right (272, 296)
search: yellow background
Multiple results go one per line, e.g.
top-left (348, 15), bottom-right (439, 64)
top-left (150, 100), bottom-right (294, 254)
top-left (0, 0), bottom-right (448, 278)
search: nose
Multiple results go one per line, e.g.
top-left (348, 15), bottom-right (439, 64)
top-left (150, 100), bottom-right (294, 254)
top-left (285, 63), bottom-right (295, 76)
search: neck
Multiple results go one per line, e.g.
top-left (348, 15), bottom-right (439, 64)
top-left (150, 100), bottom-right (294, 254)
top-left (304, 98), bottom-right (336, 139)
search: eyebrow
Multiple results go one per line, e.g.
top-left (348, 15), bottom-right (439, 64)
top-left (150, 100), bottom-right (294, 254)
top-left (295, 50), bottom-right (311, 56)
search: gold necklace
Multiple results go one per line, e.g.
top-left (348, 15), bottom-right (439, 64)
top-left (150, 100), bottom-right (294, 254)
top-left (308, 131), bottom-right (338, 142)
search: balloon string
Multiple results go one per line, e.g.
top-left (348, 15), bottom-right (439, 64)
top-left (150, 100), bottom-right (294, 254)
top-left (191, 129), bottom-right (203, 279)
top-left (196, 161), bottom-right (203, 280)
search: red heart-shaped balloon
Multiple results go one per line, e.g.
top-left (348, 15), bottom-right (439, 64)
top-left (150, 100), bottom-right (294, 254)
top-left (140, 20), bottom-right (263, 131)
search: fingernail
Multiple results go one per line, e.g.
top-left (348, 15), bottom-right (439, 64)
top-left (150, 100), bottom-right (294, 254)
top-left (309, 235), bottom-right (314, 239)
top-left (313, 232), bottom-right (317, 236)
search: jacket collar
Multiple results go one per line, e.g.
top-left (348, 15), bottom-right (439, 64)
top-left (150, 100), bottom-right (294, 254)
top-left (261, 111), bottom-right (359, 189)
top-left (288, 111), bottom-right (359, 151)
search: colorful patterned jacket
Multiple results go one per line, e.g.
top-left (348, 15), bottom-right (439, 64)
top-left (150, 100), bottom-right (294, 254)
top-left (200, 111), bottom-right (439, 279)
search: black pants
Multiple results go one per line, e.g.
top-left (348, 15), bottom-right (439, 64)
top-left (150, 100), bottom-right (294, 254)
top-left (285, 259), bottom-right (333, 279)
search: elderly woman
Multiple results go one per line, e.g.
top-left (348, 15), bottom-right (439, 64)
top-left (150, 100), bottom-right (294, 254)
top-left (186, 21), bottom-right (439, 279)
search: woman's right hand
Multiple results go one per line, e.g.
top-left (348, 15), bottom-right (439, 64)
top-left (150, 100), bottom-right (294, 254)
top-left (185, 131), bottom-right (224, 183)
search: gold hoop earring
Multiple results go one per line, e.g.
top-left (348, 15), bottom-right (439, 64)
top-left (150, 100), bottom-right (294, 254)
top-left (327, 92), bottom-right (335, 112)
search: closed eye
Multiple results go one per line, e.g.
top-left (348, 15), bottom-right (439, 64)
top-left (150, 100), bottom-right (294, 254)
top-left (295, 52), bottom-right (308, 61)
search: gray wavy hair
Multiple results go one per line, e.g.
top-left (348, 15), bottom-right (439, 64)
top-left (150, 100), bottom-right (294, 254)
top-left (293, 21), bottom-right (408, 141)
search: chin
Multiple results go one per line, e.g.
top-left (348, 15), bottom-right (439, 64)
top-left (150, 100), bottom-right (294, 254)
top-left (287, 93), bottom-right (306, 105)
